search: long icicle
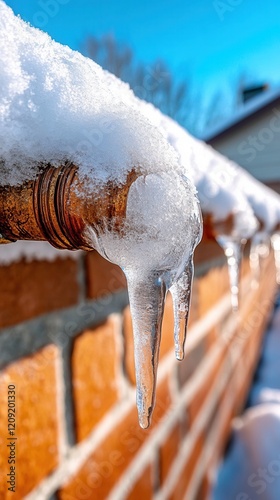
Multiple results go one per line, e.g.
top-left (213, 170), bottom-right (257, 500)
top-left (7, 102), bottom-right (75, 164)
top-left (216, 236), bottom-right (245, 312)
top-left (170, 256), bottom-right (194, 361)
top-left (126, 271), bottom-right (166, 428)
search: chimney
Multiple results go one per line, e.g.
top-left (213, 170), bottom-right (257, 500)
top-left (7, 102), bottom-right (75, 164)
top-left (242, 84), bottom-right (269, 104)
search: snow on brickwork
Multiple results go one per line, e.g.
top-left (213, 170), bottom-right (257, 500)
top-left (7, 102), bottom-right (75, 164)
top-left (0, 240), bottom-right (81, 264)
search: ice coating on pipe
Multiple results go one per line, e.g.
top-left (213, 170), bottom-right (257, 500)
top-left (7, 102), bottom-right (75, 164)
top-left (87, 171), bottom-right (202, 427)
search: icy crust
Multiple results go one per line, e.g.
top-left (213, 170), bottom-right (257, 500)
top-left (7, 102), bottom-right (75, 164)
top-left (0, 1), bottom-right (180, 187)
top-left (95, 172), bottom-right (200, 273)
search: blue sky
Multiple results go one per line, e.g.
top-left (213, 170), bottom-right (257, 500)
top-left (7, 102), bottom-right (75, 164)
top-left (5, 0), bottom-right (280, 119)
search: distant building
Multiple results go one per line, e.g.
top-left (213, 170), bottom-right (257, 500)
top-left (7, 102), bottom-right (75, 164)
top-left (203, 87), bottom-right (280, 194)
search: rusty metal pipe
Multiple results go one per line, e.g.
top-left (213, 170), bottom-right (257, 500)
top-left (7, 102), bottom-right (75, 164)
top-left (0, 163), bottom-right (138, 250)
top-left (1, 164), bottom-right (273, 251)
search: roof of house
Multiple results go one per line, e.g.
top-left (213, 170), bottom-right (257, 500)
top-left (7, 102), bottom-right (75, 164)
top-left (202, 88), bottom-right (280, 143)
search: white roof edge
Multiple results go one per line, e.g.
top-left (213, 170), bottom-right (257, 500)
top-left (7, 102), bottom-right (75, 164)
top-left (202, 87), bottom-right (280, 142)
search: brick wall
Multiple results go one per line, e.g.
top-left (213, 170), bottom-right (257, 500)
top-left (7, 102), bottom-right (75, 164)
top-left (0, 237), bottom-right (278, 499)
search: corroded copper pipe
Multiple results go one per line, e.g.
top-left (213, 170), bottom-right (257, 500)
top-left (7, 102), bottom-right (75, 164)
top-left (0, 163), bottom-right (138, 250)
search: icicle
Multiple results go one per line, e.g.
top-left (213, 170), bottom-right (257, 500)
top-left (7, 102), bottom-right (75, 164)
top-left (271, 233), bottom-right (280, 285)
top-left (125, 271), bottom-right (167, 429)
top-left (250, 236), bottom-right (261, 288)
top-left (170, 256), bottom-right (194, 360)
top-left (249, 251), bottom-right (260, 288)
top-left (86, 171), bottom-right (202, 428)
top-left (250, 232), bottom-right (270, 287)
top-left (216, 236), bottom-right (245, 312)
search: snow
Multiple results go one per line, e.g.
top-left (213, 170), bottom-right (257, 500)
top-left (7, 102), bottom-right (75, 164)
top-left (1, 0), bottom-right (280, 243)
top-left (213, 405), bottom-right (280, 500)
top-left (212, 299), bottom-right (280, 500)
top-left (0, 241), bottom-right (81, 264)
top-left (0, 1), bottom-right (180, 187)
top-left (145, 109), bottom-right (280, 237)
top-left (249, 306), bottom-right (280, 406)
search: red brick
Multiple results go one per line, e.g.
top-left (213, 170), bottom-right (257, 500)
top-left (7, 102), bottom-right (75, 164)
top-left (86, 251), bottom-right (126, 300)
top-left (159, 424), bottom-right (181, 484)
top-left (195, 474), bottom-right (211, 500)
top-left (169, 434), bottom-right (204, 500)
top-left (209, 403), bottom-right (233, 466)
top-left (178, 337), bottom-right (208, 387)
top-left (0, 258), bottom-right (79, 328)
top-left (206, 325), bottom-right (218, 349)
top-left (0, 345), bottom-right (59, 499)
top-left (194, 235), bottom-right (224, 265)
top-left (72, 317), bottom-right (121, 442)
top-left (127, 465), bottom-right (153, 499)
top-left (242, 258), bottom-right (250, 279)
top-left (197, 266), bottom-right (229, 318)
top-left (188, 350), bottom-right (224, 425)
top-left (59, 377), bottom-right (171, 499)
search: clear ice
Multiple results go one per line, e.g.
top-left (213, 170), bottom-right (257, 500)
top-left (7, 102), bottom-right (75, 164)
top-left (170, 256), bottom-right (194, 361)
top-left (216, 235), bottom-right (245, 312)
top-left (87, 171), bottom-right (202, 427)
